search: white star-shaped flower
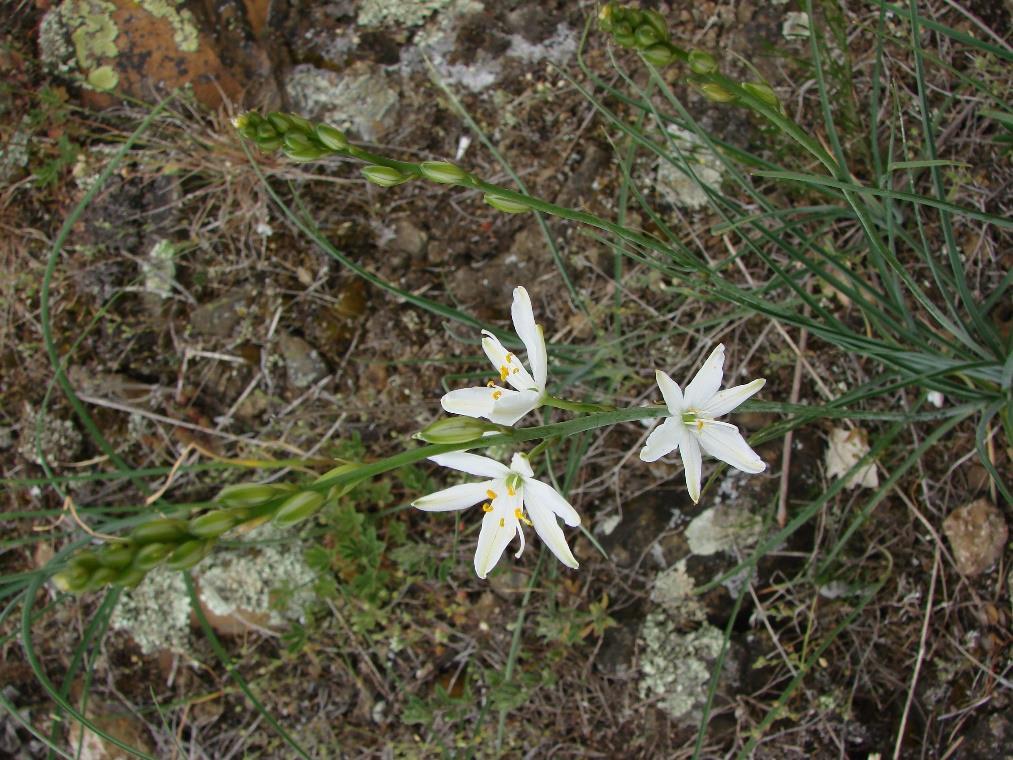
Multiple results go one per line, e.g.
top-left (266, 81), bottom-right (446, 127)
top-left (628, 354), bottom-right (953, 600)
top-left (640, 344), bottom-right (766, 502)
top-left (441, 286), bottom-right (547, 426)
top-left (412, 451), bottom-right (580, 578)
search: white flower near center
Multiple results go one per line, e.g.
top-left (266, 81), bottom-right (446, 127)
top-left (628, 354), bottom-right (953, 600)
top-left (640, 344), bottom-right (766, 502)
top-left (441, 286), bottom-right (547, 426)
top-left (412, 451), bottom-right (580, 579)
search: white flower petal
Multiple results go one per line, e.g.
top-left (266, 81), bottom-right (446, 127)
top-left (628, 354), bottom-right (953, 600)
top-left (523, 476), bottom-right (580, 527)
top-left (511, 287), bottom-right (547, 389)
top-left (700, 378), bottom-right (765, 418)
top-left (487, 388), bottom-right (542, 426)
top-left (655, 370), bottom-right (684, 415)
top-left (413, 481), bottom-right (497, 512)
top-left (429, 452), bottom-right (510, 478)
top-left (509, 452), bottom-right (534, 478)
top-left (525, 490), bottom-right (578, 570)
top-left (684, 344), bottom-right (725, 409)
top-left (695, 420), bottom-right (766, 474)
top-left (482, 332), bottom-right (536, 392)
top-left (639, 417), bottom-right (684, 463)
top-left (474, 505), bottom-right (518, 579)
top-left (681, 431), bottom-right (703, 503)
top-left (441, 386), bottom-right (495, 419)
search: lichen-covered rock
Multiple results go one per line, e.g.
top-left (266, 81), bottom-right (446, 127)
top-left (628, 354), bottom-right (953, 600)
top-left (357, 0), bottom-right (453, 28)
top-left (943, 498), bottom-right (1008, 577)
top-left (685, 503), bottom-right (763, 557)
top-left (655, 125), bottom-right (726, 210)
top-left (285, 62), bottom-right (399, 143)
top-left (17, 404), bottom-right (83, 466)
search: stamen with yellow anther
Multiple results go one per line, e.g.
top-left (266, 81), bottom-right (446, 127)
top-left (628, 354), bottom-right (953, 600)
top-left (499, 517), bottom-right (505, 528)
top-left (486, 380), bottom-right (496, 388)
top-left (486, 489), bottom-right (498, 501)
top-left (505, 353), bottom-right (513, 363)
top-left (492, 390), bottom-right (502, 400)
top-left (514, 507), bottom-right (532, 526)
top-left (500, 365), bottom-right (509, 382)
top-left (482, 502), bottom-right (493, 512)
top-left (507, 484), bottom-right (516, 496)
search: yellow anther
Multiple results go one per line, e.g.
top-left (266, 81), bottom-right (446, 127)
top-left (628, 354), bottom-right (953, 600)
top-left (492, 390), bottom-right (502, 400)
top-left (486, 380), bottom-right (497, 388)
top-left (696, 419), bottom-right (705, 431)
top-left (507, 484), bottom-right (516, 497)
top-left (500, 365), bottom-right (509, 381)
top-left (512, 367), bottom-right (519, 374)
top-left (482, 502), bottom-right (493, 512)
top-left (505, 353), bottom-right (513, 363)
top-left (486, 489), bottom-right (498, 500)
top-left (499, 517), bottom-right (505, 528)
top-left (514, 508), bottom-right (532, 526)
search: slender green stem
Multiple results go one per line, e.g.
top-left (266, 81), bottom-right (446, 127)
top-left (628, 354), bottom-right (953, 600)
top-left (542, 396), bottom-right (617, 413)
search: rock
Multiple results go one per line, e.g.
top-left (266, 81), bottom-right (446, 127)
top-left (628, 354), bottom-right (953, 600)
top-left (685, 503), bottom-right (763, 557)
top-left (357, 0), bottom-right (452, 28)
top-left (190, 289), bottom-right (250, 337)
top-left (285, 62), bottom-right (399, 143)
top-left (386, 219), bottom-right (429, 260)
top-left (278, 333), bottom-right (328, 389)
top-left (72, 705), bottom-right (152, 759)
top-left (943, 498), bottom-right (1008, 577)
top-left (38, 0), bottom-right (269, 109)
top-left (17, 404), bottom-right (83, 466)
top-left (655, 125), bottom-right (725, 210)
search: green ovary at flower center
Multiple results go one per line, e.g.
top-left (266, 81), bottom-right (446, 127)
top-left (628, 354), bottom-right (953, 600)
top-left (682, 411), bottom-right (706, 431)
top-left (505, 473), bottom-right (523, 494)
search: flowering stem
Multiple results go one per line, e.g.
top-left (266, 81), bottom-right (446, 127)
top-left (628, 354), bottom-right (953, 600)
top-left (542, 396), bottom-right (617, 413)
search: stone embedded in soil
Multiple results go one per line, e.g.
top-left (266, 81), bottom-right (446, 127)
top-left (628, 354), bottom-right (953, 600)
top-left (17, 404), bottom-right (83, 466)
top-left (685, 503), bottom-right (763, 557)
top-left (285, 62), bottom-right (399, 143)
top-left (278, 332), bottom-right (328, 389)
top-left (942, 498), bottom-right (1008, 577)
top-left (189, 289), bottom-right (250, 337)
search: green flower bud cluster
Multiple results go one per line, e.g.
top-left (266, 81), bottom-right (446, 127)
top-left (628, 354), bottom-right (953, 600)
top-left (51, 471), bottom-right (358, 593)
top-left (233, 111), bottom-right (350, 162)
top-left (597, 2), bottom-right (678, 67)
top-left (414, 417), bottom-right (504, 444)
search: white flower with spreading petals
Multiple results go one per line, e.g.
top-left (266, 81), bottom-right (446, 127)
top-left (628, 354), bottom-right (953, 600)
top-left (412, 451), bottom-right (580, 578)
top-left (441, 286), bottom-right (547, 426)
top-left (640, 344), bottom-right (766, 502)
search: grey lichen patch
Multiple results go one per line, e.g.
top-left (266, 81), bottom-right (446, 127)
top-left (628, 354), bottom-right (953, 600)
top-left (136, 0), bottom-right (199, 53)
top-left (650, 559), bottom-right (706, 624)
top-left (685, 503), bottom-right (763, 557)
top-left (357, 0), bottom-right (453, 28)
top-left (17, 404), bottom-right (83, 466)
top-left (198, 524), bottom-right (316, 626)
top-left (110, 568), bottom-right (190, 654)
top-left (654, 125), bottom-right (726, 210)
top-left (142, 239), bottom-right (177, 299)
top-left (285, 63), bottom-right (399, 143)
top-left (40, 0), bottom-right (120, 77)
top-left (638, 614), bottom-right (726, 722)
top-left (0, 116), bottom-right (31, 183)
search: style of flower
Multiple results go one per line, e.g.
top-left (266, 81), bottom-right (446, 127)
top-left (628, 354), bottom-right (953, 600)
top-left (441, 286), bottom-right (547, 426)
top-left (412, 452), bottom-right (580, 579)
top-left (640, 344), bottom-right (766, 502)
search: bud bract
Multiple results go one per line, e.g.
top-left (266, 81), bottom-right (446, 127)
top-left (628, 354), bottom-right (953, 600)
top-left (484, 193), bottom-right (533, 214)
top-left (315, 124), bottom-right (349, 151)
top-left (415, 417), bottom-right (501, 444)
top-left (273, 490), bottom-right (327, 528)
top-left (419, 161), bottom-right (470, 184)
top-left (688, 50), bottom-right (718, 75)
top-left (362, 165), bottom-right (411, 187)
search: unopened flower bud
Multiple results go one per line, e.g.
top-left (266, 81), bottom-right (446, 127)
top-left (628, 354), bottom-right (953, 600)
top-left (86, 566), bottom-right (118, 589)
top-left (598, 2), bottom-right (616, 30)
top-left (741, 81), bottom-right (781, 111)
top-left (256, 122), bottom-right (279, 142)
top-left (216, 483), bottom-right (291, 509)
top-left (642, 10), bottom-right (669, 41)
top-left (315, 124), bottom-right (349, 151)
top-left (164, 539), bottom-right (212, 571)
top-left (698, 82), bottom-right (736, 103)
top-left (267, 112), bottom-right (295, 133)
top-left (419, 161), bottom-right (470, 184)
top-left (188, 509), bottom-right (238, 538)
top-left (52, 565), bottom-right (90, 592)
top-left (635, 24), bottom-right (661, 47)
top-left (362, 165), bottom-right (411, 187)
top-left (484, 193), bottom-right (533, 214)
top-left (114, 567), bottom-right (147, 588)
top-left (130, 518), bottom-right (188, 544)
top-left (133, 542), bottom-right (174, 570)
top-left (415, 417), bottom-right (501, 444)
top-left (273, 490), bottom-right (327, 528)
top-left (688, 50), bottom-right (717, 75)
top-left (642, 44), bottom-right (676, 67)
top-left (283, 132), bottom-right (326, 162)
top-left (97, 543), bottom-right (134, 570)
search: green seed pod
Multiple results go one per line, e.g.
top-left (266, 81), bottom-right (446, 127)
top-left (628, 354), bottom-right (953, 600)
top-left (362, 165), bottom-right (411, 187)
top-left (419, 161), bottom-right (470, 184)
top-left (698, 82), bottom-right (736, 103)
top-left (634, 24), bottom-right (661, 48)
top-left (315, 124), bottom-right (349, 151)
top-left (216, 483), bottom-right (289, 509)
top-left (164, 540), bottom-right (212, 571)
top-left (97, 543), bottom-right (135, 570)
top-left (273, 490), bottom-right (326, 528)
top-left (86, 566), bottom-right (119, 589)
top-left (642, 44), bottom-right (676, 67)
top-left (741, 81), bottom-right (781, 110)
top-left (687, 50), bottom-right (718, 75)
top-left (134, 542), bottom-right (173, 570)
top-left (484, 193), bottom-right (533, 214)
top-left (113, 567), bottom-right (147, 588)
top-left (130, 518), bottom-right (189, 545)
top-left (188, 509), bottom-right (238, 539)
top-left (643, 10), bottom-right (669, 42)
top-left (415, 417), bottom-right (501, 444)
